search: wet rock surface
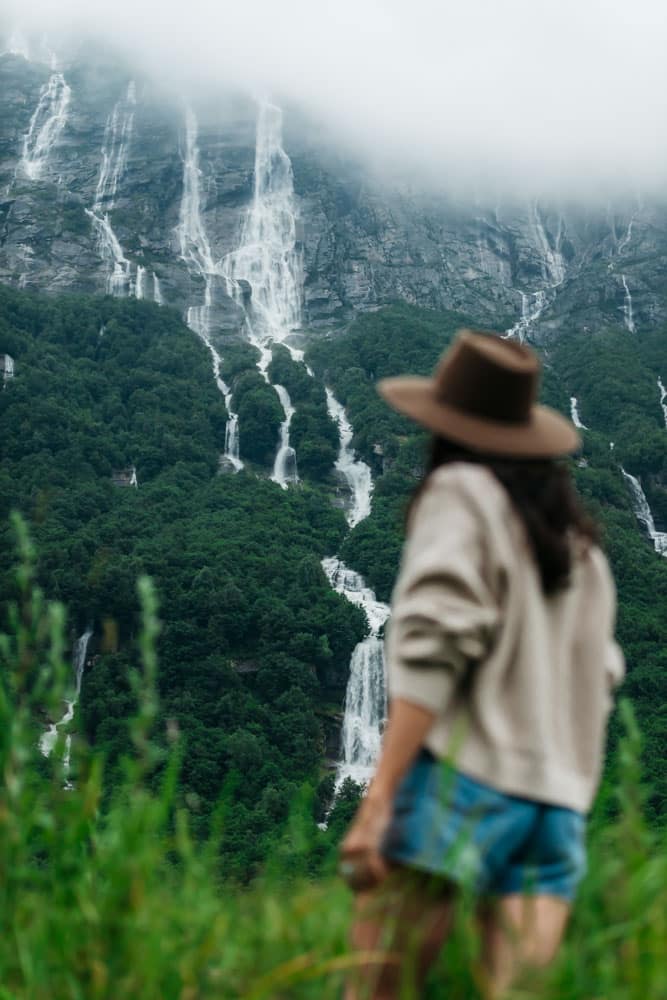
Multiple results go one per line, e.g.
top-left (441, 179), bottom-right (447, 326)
top-left (1, 46), bottom-right (667, 344)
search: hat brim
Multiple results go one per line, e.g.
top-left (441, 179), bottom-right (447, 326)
top-left (378, 376), bottom-right (581, 458)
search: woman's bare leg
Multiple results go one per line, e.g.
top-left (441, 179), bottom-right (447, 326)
top-left (478, 894), bottom-right (571, 997)
top-left (345, 872), bottom-right (456, 1000)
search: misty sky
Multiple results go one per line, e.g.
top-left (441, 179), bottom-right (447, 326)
top-left (3, 0), bottom-right (667, 195)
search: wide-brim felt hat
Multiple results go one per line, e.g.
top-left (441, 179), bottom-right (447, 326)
top-left (378, 329), bottom-right (580, 458)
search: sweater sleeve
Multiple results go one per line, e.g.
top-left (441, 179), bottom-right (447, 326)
top-left (387, 467), bottom-right (500, 713)
top-left (589, 545), bottom-right (625, 708)
top-left (605, 640), bottom-right (625, 691)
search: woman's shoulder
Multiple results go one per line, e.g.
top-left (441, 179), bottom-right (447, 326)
top-left (421, 462), bottom-right (510, 516)
top-left (578, 541), bottom-right (616, 595)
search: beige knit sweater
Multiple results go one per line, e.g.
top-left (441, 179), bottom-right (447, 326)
top-left (385, 462), bottom-right (625, 813)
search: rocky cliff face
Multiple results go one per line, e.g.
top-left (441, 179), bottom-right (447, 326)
top-left (2, 41), bottom-right (667, 346)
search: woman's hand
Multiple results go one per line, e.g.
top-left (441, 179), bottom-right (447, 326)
top-left (339, 701), bottom-right (437, 891)
top-left (339, 792), bottom-right (392, 891)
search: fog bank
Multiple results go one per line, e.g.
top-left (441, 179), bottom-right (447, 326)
top-left (3, 0), bottom-right (667, 195)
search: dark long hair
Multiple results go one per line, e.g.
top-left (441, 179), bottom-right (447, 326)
top-left (409, 436), bottom-right (599, 595)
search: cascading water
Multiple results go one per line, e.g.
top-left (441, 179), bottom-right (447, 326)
top-left (87, 82), bottom-right (136, 295)
top-left (271, 384), bottom-right (298, 485)
top-left (621, 469), bottom-right (667, 556)
top-left (135, 265), bottom-right (146, 300)
top-left (20, 71), bottom-right (71, 180)
top-left (318, 389), bottom-right (390, 793)
top-left (504, 290), bottom-right (546, 342)
top-left (504, 203), bottom-right (565, 342)
top-left (40, 628), bottom-right (93, 785)
top-left (177, 106), bottom-right (243, 472)
top-left (322, 557), bottom-right (390, 786)
top-left (570, 396), bottom-right (588, 430)
top-left (221, 100), bottom-right (303, 487)
top-left (532, 202), bottom-right (566, 286)
top-left (325, 388), bottom-right (373, 528)
top-left (658, 378), bottom-right (667, 428)
top-left (94, 81), bottom-right (135, 209)
top-left (620, 274), bottom-right (636, 333)
top-left (617, 213), bottom-right (635, 256)
top-left (153, 273), bottom-right (164, 305)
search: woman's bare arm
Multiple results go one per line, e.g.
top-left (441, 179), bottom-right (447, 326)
top-left (368, 698), bottom-right (437, 801)
top-left (339, 698), bottom-right (436, 887)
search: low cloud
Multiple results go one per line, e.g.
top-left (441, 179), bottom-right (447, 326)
top-left (3, 0), bottom-right (667, 196)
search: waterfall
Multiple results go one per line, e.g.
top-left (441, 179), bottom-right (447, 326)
top-left (271, 384), bottom-right (298, 486)
top-left (40, 629), bottom-right (94, 784)
top-left (153, 273), bottom-right (164, 305)
top-left (86, 211), bottom-right (132, 295)
top-left (621, 469), bottom-right (667, 556)
top-left (88, 82), bottom-right (136, 296)
top-left (621, 274), bottom-right (636, 333)
top-left (20, 72), bottom-right (71, 180)
top-left (322, 557), bottom-right (390, 786)
top-left (325, 388), bottom-right (373, 527)
top-left (617, 214), bottom-right (635, 256)
top-left (319, 394), bottom-right (385, 792)
top-left (504, 290), bottom-right (546, 342)
top-left (504, 204), bottom-right (565, 341)
top-left (658, 378), bottom-right (667, 428)
top-left (224, 412), bottom-right (242, 469)
top-left (177, 107), bottom-right (243, 472)
top-left (222, 101), bottom-right (302, 339)
top-left (135, 265), bottom-right (146, 300)
top-left (93, 82), bottom-right (136, 211)
top-left (221, 100), bottom-right (303, 483)
top-left (532, 202), bottom-right (566, 286)
top-left (570, 396), bottom-right (588, 430)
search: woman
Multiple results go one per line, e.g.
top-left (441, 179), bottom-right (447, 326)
top-left (340, 330), bottom-right (624, 999)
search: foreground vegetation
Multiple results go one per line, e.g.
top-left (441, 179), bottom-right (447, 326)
top-left (1, 520), bottom-right (665, 999)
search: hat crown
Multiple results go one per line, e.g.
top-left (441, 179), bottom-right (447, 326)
top-left (436, 331), bottom-right (539, 426)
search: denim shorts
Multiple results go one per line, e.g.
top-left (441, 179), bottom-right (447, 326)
top-left (381, 749), bottom-right (587, 901)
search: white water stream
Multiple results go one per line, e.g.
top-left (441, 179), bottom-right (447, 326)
top-left (272, 384), bottom-right (298, 485)
top-left (221, 100), bottom-right (303, 487)
top-left (658, 378), bottom-right (667, 428)
top-left (319, 382), bottom-right (390, 790)
top-left (177, 106), bottom-right (243, 471)
top-left (504, 203), bottom-right (565, 342)
top-left (621, 469), bottom-right (667, 556)
top-left (570, 396), bottom-right (588, 430)
top-left (325, 389), bottom-right (373, 528)
top-left (617, 214), bottom-right (635, 256)
top-left (20, 71), bottom-right (71, 180)
top-left (135, 264), bottom-right (146, 300)
top-left (87, 82), bottom-right (136, 295)
top-left (40, 629), bottom-right (93, 785)
top-left (620, 274), bottom-right (636, 333)
top-left (323, 557), bottom-right (390, 786)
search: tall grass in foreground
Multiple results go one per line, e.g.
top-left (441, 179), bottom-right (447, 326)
top-left (0, 514), bottom-right (665, 999)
